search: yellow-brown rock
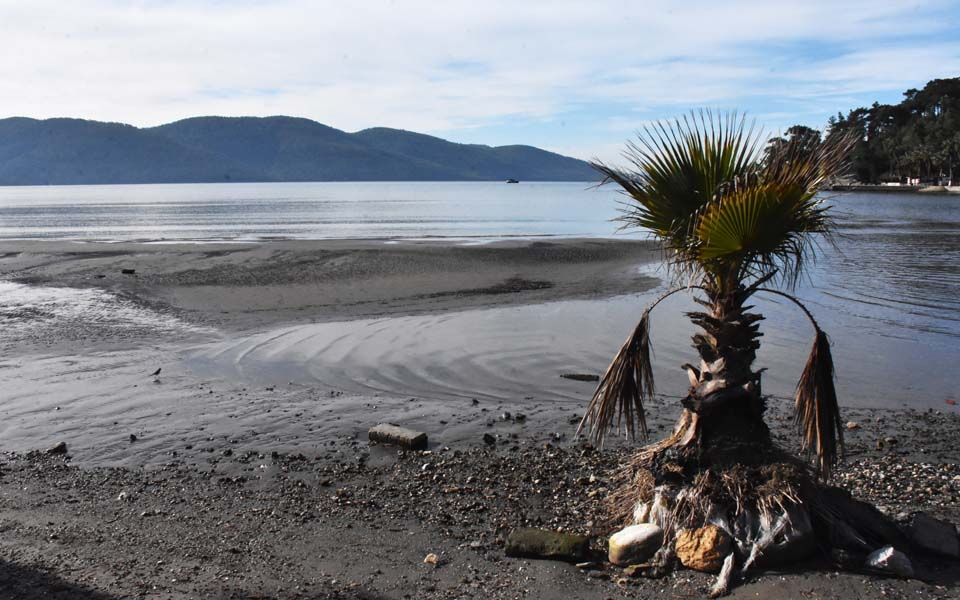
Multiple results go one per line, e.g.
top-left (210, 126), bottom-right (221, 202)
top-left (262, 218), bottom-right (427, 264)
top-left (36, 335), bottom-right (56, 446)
top-left (675, 525), bottom-right (732, 573)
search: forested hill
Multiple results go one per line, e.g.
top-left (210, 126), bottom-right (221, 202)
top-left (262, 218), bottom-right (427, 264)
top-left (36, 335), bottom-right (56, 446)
top-left (776, 77), bottom-right (960, 184)
top-left (0, 116), bottom-right (597, 185)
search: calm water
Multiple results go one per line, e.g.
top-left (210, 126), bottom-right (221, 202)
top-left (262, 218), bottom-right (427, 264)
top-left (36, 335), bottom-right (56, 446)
top-left (0, 181), bottom-right (625, 241)
top-left (2, 182), bottom-right (959, 420)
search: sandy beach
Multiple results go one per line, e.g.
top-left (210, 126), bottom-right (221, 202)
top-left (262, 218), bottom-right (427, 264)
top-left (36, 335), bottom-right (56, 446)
top-left (1, 238), bottom-right (958, 599)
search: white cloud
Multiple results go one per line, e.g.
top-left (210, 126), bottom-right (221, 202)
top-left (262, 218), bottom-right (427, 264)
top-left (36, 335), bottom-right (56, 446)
top-left (0, 0), bottom-right (957, 161)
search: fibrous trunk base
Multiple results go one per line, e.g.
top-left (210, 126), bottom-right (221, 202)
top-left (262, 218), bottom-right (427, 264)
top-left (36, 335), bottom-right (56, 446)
top-left (607, 433), bottom-right (907, 597)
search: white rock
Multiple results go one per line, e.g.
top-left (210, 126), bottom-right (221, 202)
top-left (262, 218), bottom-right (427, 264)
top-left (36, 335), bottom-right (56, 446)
top-left (608, 524), bottom-right (663, 566)
top-left (866, 546), bottom-right (914, 578)
top-left (909, 513), bottom-right (960, 558)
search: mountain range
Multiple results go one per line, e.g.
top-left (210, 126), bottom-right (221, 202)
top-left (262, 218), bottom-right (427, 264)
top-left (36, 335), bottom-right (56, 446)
top-left (0, 116), bottom-right (596, 185)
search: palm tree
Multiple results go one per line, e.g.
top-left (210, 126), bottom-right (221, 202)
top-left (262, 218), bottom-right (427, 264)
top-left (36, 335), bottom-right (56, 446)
top-left (578, 113), bottom-right (897, 594)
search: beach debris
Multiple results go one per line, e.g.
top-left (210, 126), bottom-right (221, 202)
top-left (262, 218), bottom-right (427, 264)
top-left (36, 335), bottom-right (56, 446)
top-left (120, 268), bottom-right (136, 275)
top-left (367, 424), bottom-right (427, 450)
top-left (500, 411), bottom-right (511, 421)
top-left (46, 442), bottom-right (68, 455)
top-left (560, 373), bottom-right (600, 382)
top-left (675, 525), bottom-right (732, 573)
top-left (116, 490), bottom-right (131, 502)
top-left (608, 524), bottom-right (663, 566)
top-left (845, 421), bottom-right (859, 430)
top-left (908, 512), bottom-right (960, 558)
top-left (586, 569), bottom-right (607, 579)
top-left (505, 528), bottom-right (590, 562)
top-left (865, 545), bottom-right (914, 578)
top-left (709, 552), bottom-right (736, 598)
top-left (423, 553), bottom-right (440, 566)
top-left (129, 434), bottom-right (137, 443)
top-left (947, 399), bottom-right (957, 406)
top-left (482, 433), bottom-right (496, 446)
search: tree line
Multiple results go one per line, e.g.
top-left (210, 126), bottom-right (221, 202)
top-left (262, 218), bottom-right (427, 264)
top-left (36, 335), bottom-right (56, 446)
top-left (769, 77), bottom-right (960, 185)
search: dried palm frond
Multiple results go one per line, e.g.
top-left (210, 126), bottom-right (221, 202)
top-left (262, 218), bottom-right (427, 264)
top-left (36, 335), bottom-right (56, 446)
top-left (577, 310), bottom-right (653, 447)
top-left (794, 328), bottom-right (844, 479)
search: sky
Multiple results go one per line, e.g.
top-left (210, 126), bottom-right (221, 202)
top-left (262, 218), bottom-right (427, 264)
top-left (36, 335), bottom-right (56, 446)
top-left (2, 0), bottom-right (959, 164)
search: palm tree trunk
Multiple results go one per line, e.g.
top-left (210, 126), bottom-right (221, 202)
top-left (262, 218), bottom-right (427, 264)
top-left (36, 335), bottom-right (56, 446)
top-left (670, 284), bottom-right (772, 467)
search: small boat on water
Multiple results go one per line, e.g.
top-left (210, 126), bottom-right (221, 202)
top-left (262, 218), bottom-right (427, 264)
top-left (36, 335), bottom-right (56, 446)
top-left (505, 178), bottom-right (519, 184)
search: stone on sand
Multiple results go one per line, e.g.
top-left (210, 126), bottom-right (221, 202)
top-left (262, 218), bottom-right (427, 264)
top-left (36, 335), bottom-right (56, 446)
top-left (908, 512), bottom-right (960, 558)
top-left (866, 546), bottom-right (914, 578)
top-left (368, 423), bottom-right (428, 450)
top-left (608, 524), bottom-right (663, 566)
top-left (675, 525), bottom-right (732, 573)
top-left (505, 528), bottom-right (589, 562)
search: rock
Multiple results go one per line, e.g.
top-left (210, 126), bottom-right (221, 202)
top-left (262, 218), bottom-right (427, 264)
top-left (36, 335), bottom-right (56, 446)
top-left (560, 373), bottom-right (600, 382)
top-left (482, 433), bottom-right (496, 446)
top-left (423, 553), bottom-right (439, 565)
top-left (46, 442), bottom-right (68, 455)
top-left (586, 570), bottom-right (607, 579)
top-left (865, 546), bottom-right (914, 578)
top-left (608, 524), bottom-right (663, 566)
top-left (505, 528), bottom-right (590, 562)
top-left (368, 424), bottom-right (427, 450)
top-left (129, 434), bottom-right (137, 442)
top-left (120, 268), bottom-right (136, 275)
top-left (846, 421), bottom-right (859, 430)
top-left (675, 525), bottom-right (732, 573)
top-left (908, 512), bottom-right (960, 558)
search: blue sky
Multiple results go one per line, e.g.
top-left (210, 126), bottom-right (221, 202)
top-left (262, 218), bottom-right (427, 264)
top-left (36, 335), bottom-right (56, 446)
top-left (2, 0), bottom-right (959, 163)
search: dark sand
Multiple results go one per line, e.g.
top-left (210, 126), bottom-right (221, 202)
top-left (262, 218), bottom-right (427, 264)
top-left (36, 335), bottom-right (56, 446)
top-left (1, 238), bottom-right (958, 599)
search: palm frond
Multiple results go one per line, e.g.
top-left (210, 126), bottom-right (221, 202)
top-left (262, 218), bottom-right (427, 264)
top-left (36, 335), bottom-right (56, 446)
top-left (591, 113), bottom-right (857, 290)
top-left (590, 111), bottom-right (762, 281)
top-left (578, 310), bottom-right (653, 446)
top-left (794, 328), bottom-right (844, 479)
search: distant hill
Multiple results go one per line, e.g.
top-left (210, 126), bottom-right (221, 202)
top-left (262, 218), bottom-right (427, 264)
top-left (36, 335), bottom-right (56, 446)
top-left (0, 116), bottom-right (597, 185)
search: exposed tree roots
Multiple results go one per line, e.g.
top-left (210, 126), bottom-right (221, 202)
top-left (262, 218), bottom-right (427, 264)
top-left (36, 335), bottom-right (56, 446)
top-left (602, 426), bottom-right (907, 597)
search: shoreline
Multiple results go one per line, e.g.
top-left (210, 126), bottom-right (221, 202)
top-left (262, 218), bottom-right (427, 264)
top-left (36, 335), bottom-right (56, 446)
top-left (2, 237), bottom-right (959, 599)
top-left (830, 184), bottom-right (960, 195)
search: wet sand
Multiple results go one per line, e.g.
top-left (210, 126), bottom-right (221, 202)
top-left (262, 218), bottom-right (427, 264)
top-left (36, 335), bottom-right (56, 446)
top-left (0, 238), bottom-right (660, 334)
top-left (1, 238), bottom-right (959, 599)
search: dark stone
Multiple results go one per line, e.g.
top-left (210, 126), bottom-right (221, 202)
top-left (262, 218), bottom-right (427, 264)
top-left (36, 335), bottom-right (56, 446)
top-left (505, 528), bottom-right (590, 562)
top-left (121, 268), bottom-right (136, 275)
top-left (909, 512), bottom-right (960, 558)
top-left (560, 373), bottom-right (600, 382)
top-left (482, 433), bottom-right (496, 446)
top-left (46, 442), bottom-right (68, 455)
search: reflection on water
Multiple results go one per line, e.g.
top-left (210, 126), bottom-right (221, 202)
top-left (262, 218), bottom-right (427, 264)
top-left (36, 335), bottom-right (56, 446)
top-left (0, 181), bottom-right (626, 241)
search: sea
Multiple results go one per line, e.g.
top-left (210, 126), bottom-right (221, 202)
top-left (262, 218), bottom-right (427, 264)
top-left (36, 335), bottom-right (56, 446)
top-left (1, 181), bottom-right (958, 426)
